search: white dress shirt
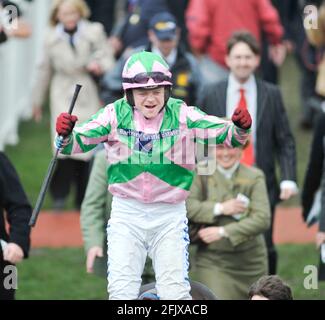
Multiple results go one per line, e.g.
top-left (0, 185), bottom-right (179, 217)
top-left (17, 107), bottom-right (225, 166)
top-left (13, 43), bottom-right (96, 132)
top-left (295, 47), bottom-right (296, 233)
top-left (152, 45), bottom-right (177, 67)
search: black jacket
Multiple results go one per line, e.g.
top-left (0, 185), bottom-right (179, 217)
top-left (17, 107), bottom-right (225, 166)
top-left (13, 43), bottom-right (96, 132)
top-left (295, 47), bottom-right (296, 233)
top-left (198, 78), bottom-right (297, 207)
top-left (302, 113), bottom-right (325, 231)
top-left (0, 152), bottom-right (31, 258)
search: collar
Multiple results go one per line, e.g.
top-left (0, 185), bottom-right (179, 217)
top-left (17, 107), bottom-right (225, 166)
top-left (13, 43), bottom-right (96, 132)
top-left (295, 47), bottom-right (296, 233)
top-left (55, 20), bottom-right (85, 41)
top-left (228, 73), bottom-right (256, 93)
top-left (152, 45), bottom-right (177, 67)
top-left (216, 161), bottom-right (240, 180)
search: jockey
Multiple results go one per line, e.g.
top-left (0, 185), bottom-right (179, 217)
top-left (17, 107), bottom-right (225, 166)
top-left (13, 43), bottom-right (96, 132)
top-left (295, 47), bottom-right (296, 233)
top-left (55, 51), bottom-right (251, 300)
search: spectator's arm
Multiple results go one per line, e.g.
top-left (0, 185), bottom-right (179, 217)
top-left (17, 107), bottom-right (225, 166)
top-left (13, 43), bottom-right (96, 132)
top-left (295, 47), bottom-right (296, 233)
top-left (224, 172), bottom-right (271, 246)
top-left (185, 0), bottom-right (211, 54)
top-left (186, 175), bottom-right (218, 224)
top-left (88, 23), bottom-right (115, 74)
top-left (257, 0), bottom-right (284, 45)
top-left (272, 87), bottom-right (297, 183)
top-left (302, 113), bottom-right (325, 220)
top-left (80, 150), bottom-right (110, 252)
top-left (31, 35), bottom-right (53, 110)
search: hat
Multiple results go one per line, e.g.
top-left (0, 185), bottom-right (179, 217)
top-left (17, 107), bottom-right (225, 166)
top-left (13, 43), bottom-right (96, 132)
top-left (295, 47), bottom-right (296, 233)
top-left (149, 12), bottom-right (177, 41)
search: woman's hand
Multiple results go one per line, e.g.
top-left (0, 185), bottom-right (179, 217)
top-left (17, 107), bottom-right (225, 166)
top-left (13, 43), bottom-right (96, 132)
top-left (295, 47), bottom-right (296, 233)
top-left (198, 227), bottom-right (222, 244)
top-left (221, 199), bottom-right (246, 216)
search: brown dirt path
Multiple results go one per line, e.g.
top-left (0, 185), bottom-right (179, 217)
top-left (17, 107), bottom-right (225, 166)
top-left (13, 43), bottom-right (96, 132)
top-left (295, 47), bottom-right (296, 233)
top-left (30, 206), bottom-right (318, 248)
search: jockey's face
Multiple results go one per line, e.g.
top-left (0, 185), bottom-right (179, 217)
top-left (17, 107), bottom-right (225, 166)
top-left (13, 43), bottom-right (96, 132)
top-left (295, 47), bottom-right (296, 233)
top-left (133, 87), bottom-right (165, 119)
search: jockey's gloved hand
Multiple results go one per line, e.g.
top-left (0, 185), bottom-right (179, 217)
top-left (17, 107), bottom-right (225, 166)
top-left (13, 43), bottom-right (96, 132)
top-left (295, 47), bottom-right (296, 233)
top-left (56, 112), bottom-right (78, 136)
top-left (231, 106), bottom-right (252, 130)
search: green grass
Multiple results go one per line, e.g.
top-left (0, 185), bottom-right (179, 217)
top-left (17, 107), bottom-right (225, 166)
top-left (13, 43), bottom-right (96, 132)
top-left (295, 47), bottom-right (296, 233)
top-left (14, 245), bottom-right (325, 300)
top-left (5, 113), bottom-right (53, 209)
top-left (277, 244), bottom-right (325, 299)
top-left (15, 248), bottom-right (107, 300)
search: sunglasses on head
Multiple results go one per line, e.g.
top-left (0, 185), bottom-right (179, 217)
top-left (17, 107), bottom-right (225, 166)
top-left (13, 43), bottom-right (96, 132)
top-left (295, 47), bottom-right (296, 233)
top-left (123, 72), bottom-right (171, 84)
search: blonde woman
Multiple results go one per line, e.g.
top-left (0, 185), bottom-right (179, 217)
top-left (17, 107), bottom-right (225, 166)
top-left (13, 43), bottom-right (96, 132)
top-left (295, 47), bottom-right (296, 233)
top-left (32, 0), bottom-right (114, 210)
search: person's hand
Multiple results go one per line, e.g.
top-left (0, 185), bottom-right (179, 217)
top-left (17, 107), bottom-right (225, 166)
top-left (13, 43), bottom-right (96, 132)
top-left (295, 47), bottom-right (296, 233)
top-left (316, 232), bottom-right (325, 249)
top-left (198, 227), bottom-right (222, 244)
top-left (56, 112), bottom-right (78, 136)
top-left (221, 199), bottom-right (247, 215)
top-left (86, 246), bottom-right (103, 273)
top-left (269, 44), bottom-right (287, 67)
top-left (231, 105), bottom-right (252, 130)
top-left (87, 61), bottom-right (103, 76)
top-left (108, 36), bottom-right (123, 57)
top-left (279, 187), bottom-right (297, 201)
top-left (32, 105), bottom-right (42, 123)
top-left (282, 40), bottom-right (295, 54)
top-left (3, 243), bottom-right (24, 264)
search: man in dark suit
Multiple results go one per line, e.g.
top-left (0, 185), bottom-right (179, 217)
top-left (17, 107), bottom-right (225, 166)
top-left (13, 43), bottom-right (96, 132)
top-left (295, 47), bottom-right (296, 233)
top-left (0, 152), bottom-right (32, 299)
top-left (198, 31), bottom-right (297, 275)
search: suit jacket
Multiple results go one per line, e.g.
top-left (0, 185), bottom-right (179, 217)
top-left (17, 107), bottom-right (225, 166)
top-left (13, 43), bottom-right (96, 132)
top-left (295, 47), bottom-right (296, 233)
top-left (198, 78), bottom-right (297, 206)
top-left (0, 152), bottom-right (31, 258)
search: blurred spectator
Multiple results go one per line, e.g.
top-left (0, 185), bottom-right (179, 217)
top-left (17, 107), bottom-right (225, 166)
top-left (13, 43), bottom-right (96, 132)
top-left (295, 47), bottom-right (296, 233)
top-left (109, 0), bottom-right (190, 59)
top-left (0, 0), bottom-right (51, 152)
top-left (85, 0), bottom-right (117, 36)
top-left (261, 0), bottom-right (317, 129)
top-left (304, 2), bottom-right (325, 123)
top-left (187, 145), bottom-right (270, 299)
top-left (198, 31), bottom-right (297, 275)
top-left (109, 0), bottom-right (169, 58)
top-left (186, 0), bottom-right (285, 84)
top-left (165, 0), bottom-right (189, 49)
top-left (102, 12), bottom-right (202, 105)
top-left (31, 0), bottom-right (114, 210)
top-left (80, 149), bottom-right (155, 284)
top-left (301, 112), bottom-right (325, 280)
top-left (248, 275), bottom-right (293, 300)
top-left (0, 152), bottom-right (32, 300)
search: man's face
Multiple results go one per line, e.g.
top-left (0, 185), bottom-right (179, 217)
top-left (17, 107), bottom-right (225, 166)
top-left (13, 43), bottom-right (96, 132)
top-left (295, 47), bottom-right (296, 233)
top-left (133, 87), bottom-right (165, 119)
top-left (225, 42), bottom-right (260, 82)
top-left (215, 145), bottom-right (242, 169)
top-left (148, 30), bottom-right (179, 57)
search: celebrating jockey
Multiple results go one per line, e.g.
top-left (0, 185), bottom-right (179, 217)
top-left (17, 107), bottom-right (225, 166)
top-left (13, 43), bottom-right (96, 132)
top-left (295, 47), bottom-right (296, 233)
top-left (55, 51), bottom-right (251, 300)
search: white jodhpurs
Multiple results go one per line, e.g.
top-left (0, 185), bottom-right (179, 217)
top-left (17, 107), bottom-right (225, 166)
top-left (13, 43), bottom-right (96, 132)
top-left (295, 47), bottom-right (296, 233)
top-left (107, 196), bottom-right (191, 300)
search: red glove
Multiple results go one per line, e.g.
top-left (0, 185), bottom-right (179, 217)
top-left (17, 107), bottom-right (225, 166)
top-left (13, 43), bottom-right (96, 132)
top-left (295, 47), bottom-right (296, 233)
top-left (56, 113), bottom-right (78, 136)
top-left (231, 106), bottom-right (252, 130)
